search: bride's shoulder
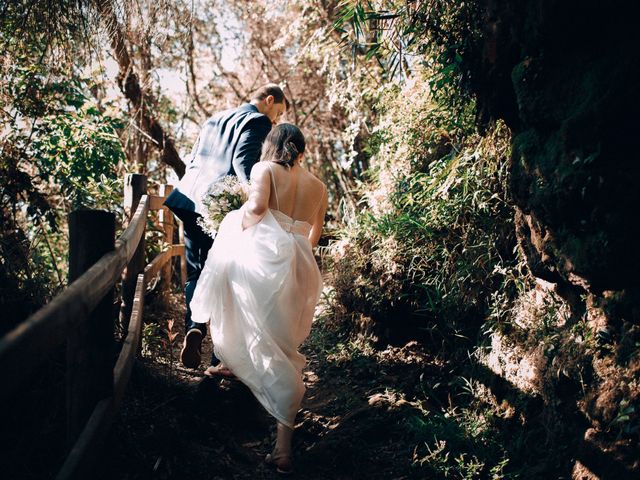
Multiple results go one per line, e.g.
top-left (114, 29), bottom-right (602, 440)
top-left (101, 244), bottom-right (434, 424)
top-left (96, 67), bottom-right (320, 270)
top-left (250, 161), bottom-right (271, 178)
top-left (304, 170), bottom-right (326, 191)
top-left (251, 161), bottom-right (270, 172)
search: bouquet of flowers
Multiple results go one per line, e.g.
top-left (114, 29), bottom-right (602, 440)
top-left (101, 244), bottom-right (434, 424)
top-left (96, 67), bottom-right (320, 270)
top-left (197, 175), bottom-right (249, 239)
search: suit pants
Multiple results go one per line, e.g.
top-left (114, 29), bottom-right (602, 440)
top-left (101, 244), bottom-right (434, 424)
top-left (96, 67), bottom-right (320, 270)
top-left (176, 208), bottom-right (219, 366)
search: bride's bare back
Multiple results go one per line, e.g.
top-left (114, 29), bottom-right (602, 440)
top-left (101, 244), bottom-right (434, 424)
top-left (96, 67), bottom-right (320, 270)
top-left (242, 160), bottom-right (327, 246)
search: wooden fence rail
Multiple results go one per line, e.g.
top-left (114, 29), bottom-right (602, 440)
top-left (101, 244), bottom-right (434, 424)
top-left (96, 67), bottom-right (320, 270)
top-left (0, 173), bottom-right (185, 480)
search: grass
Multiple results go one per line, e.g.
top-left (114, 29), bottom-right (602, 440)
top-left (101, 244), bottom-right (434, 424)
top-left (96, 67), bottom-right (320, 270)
top-left (303, 293), bottom-right (546, 479)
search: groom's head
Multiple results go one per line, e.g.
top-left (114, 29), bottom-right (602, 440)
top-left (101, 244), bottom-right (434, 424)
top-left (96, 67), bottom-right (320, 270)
top-left (251, 84), bottom-right (289, 125)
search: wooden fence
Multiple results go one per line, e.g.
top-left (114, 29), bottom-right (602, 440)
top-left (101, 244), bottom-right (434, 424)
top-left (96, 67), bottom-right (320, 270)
top-left (0, 173), bottom-right (186, 479)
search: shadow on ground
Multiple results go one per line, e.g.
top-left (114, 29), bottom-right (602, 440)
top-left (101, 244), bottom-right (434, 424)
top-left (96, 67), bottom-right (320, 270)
top-left (97, 289), bottom-right (638, 479)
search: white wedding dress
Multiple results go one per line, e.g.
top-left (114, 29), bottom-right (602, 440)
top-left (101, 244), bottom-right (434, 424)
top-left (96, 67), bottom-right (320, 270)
top-left (190, 181), bottom-right (323, 428)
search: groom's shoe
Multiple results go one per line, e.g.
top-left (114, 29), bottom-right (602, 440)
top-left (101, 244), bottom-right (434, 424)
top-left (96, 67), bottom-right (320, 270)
top-left (180, 329), bottom-right (203, 369)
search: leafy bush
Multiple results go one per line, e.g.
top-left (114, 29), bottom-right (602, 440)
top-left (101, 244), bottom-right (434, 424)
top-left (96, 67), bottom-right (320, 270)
top-left (1, 65), bottom-right (124, 334)
top-left (330, 71), bottom-right (515, 341)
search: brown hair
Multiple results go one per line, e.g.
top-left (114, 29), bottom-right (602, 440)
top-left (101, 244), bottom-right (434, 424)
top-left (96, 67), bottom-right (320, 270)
top-left (260, 123), bottom-right (305, 168)
top-left (251, 83), bottom-right (290, 109)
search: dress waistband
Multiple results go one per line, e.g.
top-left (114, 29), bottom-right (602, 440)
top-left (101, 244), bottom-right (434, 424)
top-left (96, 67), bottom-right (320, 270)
top-left (271, 210), bottom-right (312, 237)
top-left (276, 219), bottom-right (311, 237)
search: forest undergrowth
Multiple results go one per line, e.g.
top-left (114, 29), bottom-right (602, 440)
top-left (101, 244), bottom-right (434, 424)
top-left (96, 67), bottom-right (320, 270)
top-left (323, 65), bottom-right (639, 478)
top-left (98, 264), bottom-right (585, 479)
top-left (99, 286), bottom-right (521, 480)
top-left (3, 1), bottom-right (639, 478)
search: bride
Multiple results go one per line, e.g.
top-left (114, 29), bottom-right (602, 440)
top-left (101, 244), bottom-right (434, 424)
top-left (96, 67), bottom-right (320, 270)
top-left (190, 123), bottom-right (327, 474)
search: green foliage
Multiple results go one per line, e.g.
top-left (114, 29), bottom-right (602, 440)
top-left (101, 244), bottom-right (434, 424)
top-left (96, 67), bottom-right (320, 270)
top-left (0, 0), bottom-right (90, 64)
top-left (3, 71), bottom-right (123, 211)
top-left (408, 407), bottom-right (513, 479)
top-left (5, 66), bottom-right (124, 211)
top-left (333, 0), bottom-right (481, 111)
top-left (1, 62), bottom-right (124, 332)
top-left (141, 322), bottom-right (164, 358)
top-left (484, 262), bottom-right (529, 337)
top-left (331, 72), bottom-right (515, 337)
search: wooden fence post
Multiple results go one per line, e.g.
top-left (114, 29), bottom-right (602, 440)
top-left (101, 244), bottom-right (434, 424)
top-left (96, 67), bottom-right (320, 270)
top-left (67, 210), bottom-right (115, 446)
top-left (158, 184), bottom-right (174, 290)
top-left (120, 173), bottom-right (147, 327)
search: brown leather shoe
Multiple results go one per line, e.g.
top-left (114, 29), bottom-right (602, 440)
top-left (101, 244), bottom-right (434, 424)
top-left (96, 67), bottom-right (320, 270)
top-left (180, 329), bottom-right (203, 369)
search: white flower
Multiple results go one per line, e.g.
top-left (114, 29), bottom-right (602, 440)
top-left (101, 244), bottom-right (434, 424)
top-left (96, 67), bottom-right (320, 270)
top-left (199, 176), bottom-right (249, 238)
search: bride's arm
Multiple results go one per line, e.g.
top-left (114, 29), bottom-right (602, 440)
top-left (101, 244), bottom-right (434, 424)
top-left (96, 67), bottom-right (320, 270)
top-left (308, 185), bottom-right (327, 247)
top-left (242, 162), bottom-right (270, 230)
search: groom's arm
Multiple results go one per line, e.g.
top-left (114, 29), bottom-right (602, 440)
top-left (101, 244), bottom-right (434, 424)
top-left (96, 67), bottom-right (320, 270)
top-left (232, 117), bottom-right (271, 183)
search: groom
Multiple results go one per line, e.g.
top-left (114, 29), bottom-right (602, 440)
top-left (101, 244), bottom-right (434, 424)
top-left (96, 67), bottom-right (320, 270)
top-left (164, 84), bottom-right (288, 372)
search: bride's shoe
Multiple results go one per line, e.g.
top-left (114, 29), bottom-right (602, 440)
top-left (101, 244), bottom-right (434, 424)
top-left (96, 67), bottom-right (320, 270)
top-left (265, 450), bottom-right (293, 475)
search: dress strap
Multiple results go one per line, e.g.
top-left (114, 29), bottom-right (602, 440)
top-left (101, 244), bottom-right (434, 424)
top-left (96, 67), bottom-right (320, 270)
top-left (266, 162), bottom-right (280, 211)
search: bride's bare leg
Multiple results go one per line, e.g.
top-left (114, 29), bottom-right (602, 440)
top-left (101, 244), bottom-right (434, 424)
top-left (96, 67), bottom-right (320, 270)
top-left (266, 421), bottom-right (294, 473)
top-left (275, 421), bottom-right (294, 455)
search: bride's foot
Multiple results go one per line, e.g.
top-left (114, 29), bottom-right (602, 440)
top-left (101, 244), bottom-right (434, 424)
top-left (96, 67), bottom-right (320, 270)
top-left (265, 450), bottom-right (293, 475)
top-left (203, 363), bottom-right (235, 378)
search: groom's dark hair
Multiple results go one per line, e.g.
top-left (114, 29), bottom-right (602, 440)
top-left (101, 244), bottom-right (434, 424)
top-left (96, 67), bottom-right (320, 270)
top-left (251, 83), bottom-right (290, 108)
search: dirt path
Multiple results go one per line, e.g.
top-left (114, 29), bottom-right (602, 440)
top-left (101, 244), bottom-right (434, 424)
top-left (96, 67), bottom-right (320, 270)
top-left (97, 289), bottom-right (443, 479)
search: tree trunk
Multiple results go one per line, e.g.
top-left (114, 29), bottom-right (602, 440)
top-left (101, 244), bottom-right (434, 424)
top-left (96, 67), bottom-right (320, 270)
top-left (93, 0), bottom-right (186, 178)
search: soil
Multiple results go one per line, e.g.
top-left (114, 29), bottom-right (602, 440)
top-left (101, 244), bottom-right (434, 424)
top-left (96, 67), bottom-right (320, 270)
top-left (97, 290), bottom-right (438, 480)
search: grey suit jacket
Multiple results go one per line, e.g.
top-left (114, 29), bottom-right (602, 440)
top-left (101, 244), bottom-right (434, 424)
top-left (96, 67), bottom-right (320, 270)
top-left (164, 103), bottom-right (271, 217)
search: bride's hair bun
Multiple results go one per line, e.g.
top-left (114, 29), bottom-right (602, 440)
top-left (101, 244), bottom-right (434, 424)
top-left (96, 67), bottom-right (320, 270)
top-left (260, 123), bottom-right (306, 168)
top-left (283, 141), bottom-right (299, 167)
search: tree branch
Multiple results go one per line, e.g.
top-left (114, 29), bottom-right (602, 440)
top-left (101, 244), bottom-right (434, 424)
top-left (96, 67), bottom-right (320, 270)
top-left (93, 0), bottom-right (186, 178)
top-left (186, 24), bottom-right (212, 118)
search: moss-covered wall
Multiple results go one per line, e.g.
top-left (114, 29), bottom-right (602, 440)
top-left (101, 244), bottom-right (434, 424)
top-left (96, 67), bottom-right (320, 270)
top-left (477, 0), bottom-right (640, 297)
top-left (471, 1), bottom-right (640, 477)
